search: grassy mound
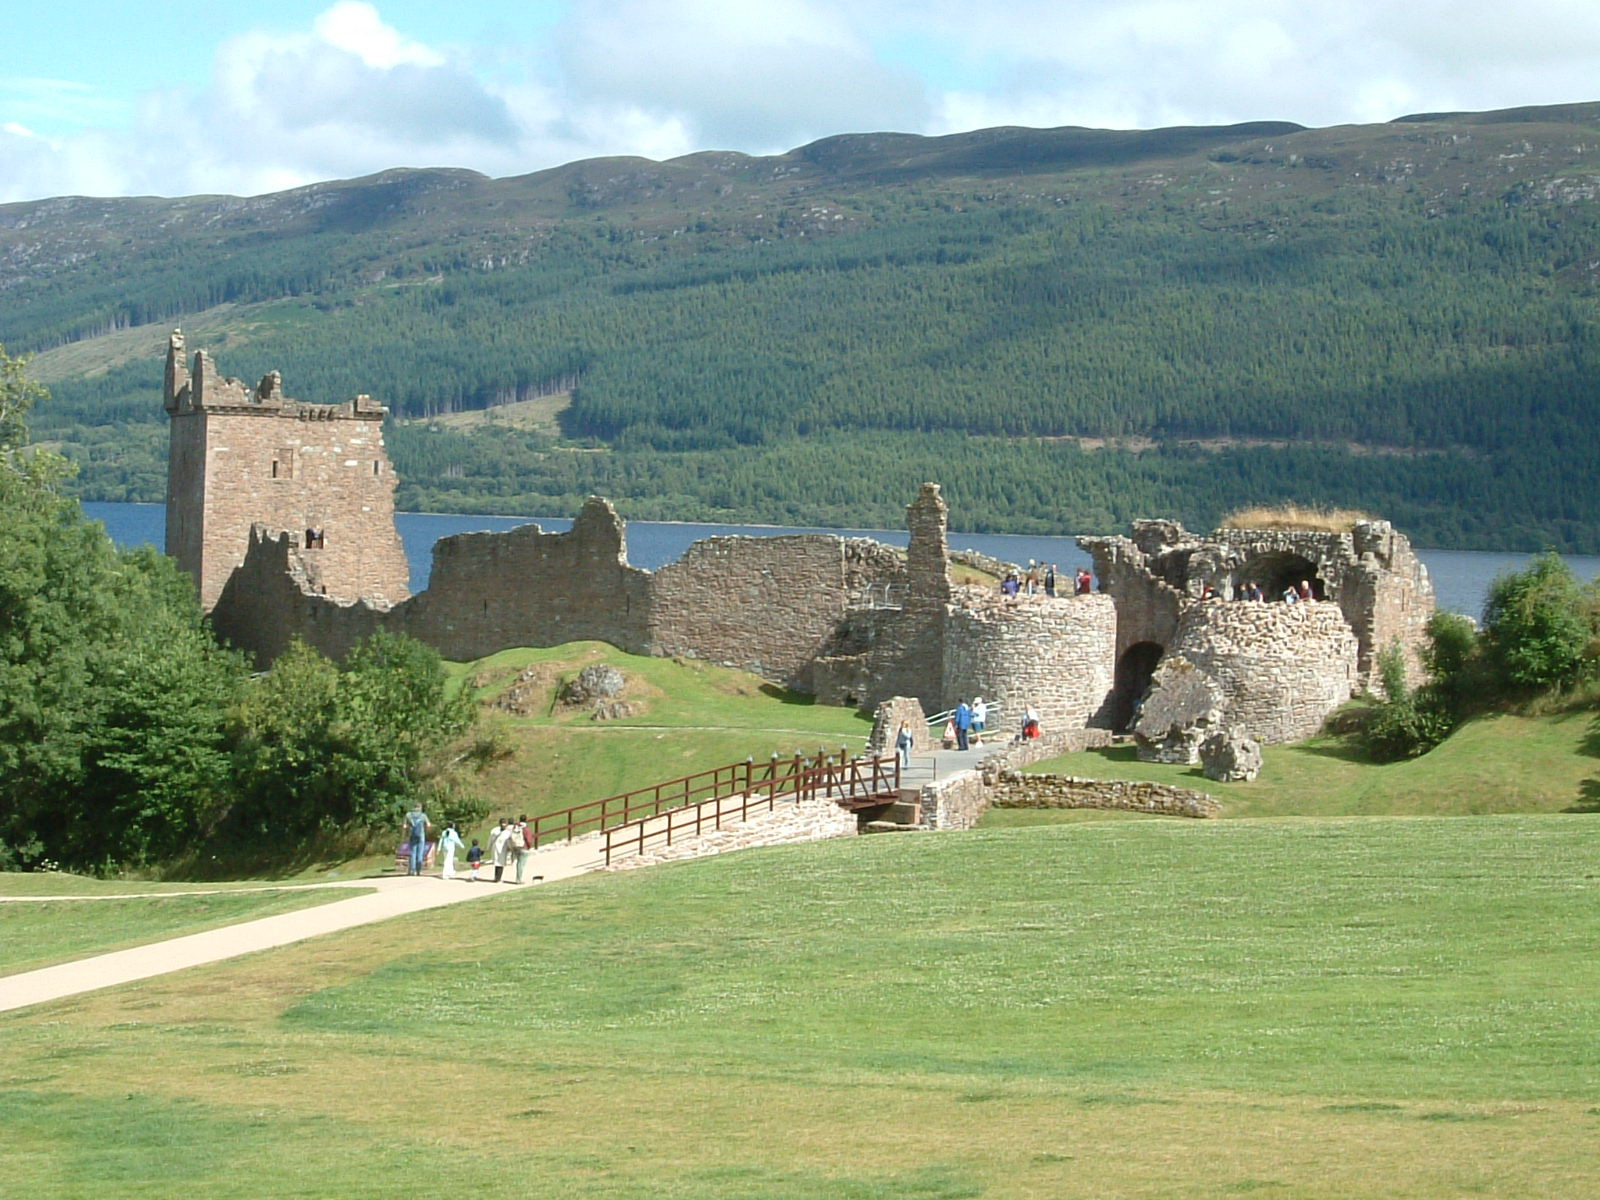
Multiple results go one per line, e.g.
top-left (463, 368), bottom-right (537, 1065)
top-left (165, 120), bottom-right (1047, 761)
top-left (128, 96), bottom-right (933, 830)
top-left (447, 641), bottom-right (872, 824)
top-left (6, 816), bottom-right (1599, 1197)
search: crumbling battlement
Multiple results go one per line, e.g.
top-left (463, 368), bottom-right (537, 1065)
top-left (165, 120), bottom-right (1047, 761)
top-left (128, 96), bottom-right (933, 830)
top-left (1081, 518), bottom-right (1433, 693)
top-left (164, 333), bottom-right (409, 611)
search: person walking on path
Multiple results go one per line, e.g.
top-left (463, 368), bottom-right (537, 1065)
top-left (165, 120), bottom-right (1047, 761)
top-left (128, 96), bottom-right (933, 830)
top-left (489, 818), bottom-right (513, 883)
top-left (438, 822), bottom-right (464, 879)
top-left (512, 814), bottom-right (542, 885)
top-left (953, 698), bottom-right (973, 752)
top-left (403, 804), bottom-right (431, 876)
top-left (895, 720), bottom-right (914, 768)
top-left (465, 839), bottom-right (484, 881)
top-left (971, 697), bottom-right (988, 746)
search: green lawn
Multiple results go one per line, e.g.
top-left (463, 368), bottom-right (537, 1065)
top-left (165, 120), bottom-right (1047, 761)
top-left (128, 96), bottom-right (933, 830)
top-left (985, 710), bottom-right (1600, 824)
top-left (5, 816), bottom-right (1599, 1198)
top-left (0, 887), bottom-right (366, 975)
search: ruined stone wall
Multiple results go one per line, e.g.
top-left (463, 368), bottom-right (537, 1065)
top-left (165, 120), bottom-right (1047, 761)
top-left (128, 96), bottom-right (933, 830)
top-left (941, 592), bottom-right (1116, 734)
top-left (599, 796), bottom-right (857, 870)
top-left (867, 697), bottom-right (935, 757)
top-left (1168, 601), bottom-right (1359, 744)
top-left (919, 770), bottom-right (990, 830)
top-left (209, 528), bottom-right (388, 667)
top-left (990, 773), bottom-right (1220, 818)
top-left (649, 535), bottom-right (902, 690)
top-left (395, 499), bottom-right (653, 661)
top-left (1078, 532), bottom-right (1185, 658)
top-left (1150, 521), bottom-right (1434, 692)
top-left (851, 486), bottom-right (947, 713)
top-left (163, 333), bottom-right (408, 612)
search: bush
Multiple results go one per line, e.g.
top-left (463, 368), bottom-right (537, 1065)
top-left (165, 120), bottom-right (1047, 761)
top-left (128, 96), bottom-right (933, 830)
top-left (1482, 553), bottom-right (1597, 692)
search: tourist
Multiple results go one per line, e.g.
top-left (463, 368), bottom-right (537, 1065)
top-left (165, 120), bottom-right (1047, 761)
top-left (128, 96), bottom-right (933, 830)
top-left (1025, 560), bottom-right (1039, 594)
top-left (402, 803), bottom-right (431, 876)
top-left (1283, 585), bottom-right (1299, 603)
top-left (489, 818), bottom-right (513, 883)
top-left (1297, 579), bottom-right (1313, 601)
top-left (1076, 567), bottom-right (1093, 595)
top-left (1044, 563), bottom-right (1057, 596)
top-left (1001, 572), bottom-right (1020, 598)
top-left (438, 821), bottom-right (464, 879)
top-left (895, 720), bottom-right (914, 768)
top-left (465, 839), bottom-right (484, 881)
top-left (513, 814), bottom-right (536, 884)
top-left (1022, 704), bottom-right (1041, 741)
top-left (953, 698), bottom-right (973, 751)
top-left (971, 696), bottom-right (988, 745)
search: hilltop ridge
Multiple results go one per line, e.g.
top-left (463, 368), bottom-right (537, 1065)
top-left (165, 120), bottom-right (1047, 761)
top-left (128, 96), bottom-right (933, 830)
top-left (8, 100), bottom-right (1600, 550)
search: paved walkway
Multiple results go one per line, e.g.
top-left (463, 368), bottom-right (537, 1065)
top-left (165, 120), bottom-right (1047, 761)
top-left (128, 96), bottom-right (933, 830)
top-left (1, 748), bottom-right (996, 1016)
top-left (0, 832), bottom-right (610, 1016)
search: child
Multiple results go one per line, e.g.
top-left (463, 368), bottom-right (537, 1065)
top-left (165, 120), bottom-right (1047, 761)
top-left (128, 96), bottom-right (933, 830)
top-left (466, 838), bottom-right (484, 882)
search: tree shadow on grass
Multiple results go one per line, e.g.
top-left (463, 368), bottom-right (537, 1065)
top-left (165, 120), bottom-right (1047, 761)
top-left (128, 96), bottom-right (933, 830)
top-left (1285, 739), bottom-right (1372, 765)
top-left (1566, 778), bottom-right (1600, 813)
top-left (757, 683), bottom-right (874, 724)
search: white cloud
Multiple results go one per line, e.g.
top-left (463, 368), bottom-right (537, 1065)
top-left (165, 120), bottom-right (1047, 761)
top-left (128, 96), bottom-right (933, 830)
top-left (3, 0), bottom-right (1600, 203)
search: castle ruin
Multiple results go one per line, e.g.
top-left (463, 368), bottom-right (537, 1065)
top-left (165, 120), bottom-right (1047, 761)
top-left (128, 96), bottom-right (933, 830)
top-left (172, 343), bottom-right (1433, 746)
top-left (164, 331), bottom-right (409, 611)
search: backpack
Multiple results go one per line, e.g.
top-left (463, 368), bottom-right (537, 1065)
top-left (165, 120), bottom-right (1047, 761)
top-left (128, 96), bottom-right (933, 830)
top-left (406, 811), bottom-right (426, 840)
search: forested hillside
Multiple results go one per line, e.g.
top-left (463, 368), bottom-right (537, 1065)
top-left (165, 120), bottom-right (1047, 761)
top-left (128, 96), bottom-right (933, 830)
top-left (6, 104), bottom-right (1600, 549)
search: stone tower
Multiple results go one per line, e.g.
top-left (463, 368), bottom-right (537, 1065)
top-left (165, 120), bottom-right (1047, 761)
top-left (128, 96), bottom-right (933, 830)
top-left (163, 330), bottom-right (410, 611)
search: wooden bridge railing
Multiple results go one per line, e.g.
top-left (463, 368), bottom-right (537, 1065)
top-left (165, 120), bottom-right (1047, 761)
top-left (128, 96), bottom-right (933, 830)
top-left (599, 751), bottom-right (901, 866)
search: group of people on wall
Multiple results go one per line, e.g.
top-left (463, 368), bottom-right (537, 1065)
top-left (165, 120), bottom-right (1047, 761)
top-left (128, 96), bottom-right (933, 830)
top-left (1199, 578), bottom-right (1319, 602)
top-left (399, 804), bottom-right (543, 884)
top-left (1000, 562), bottom-right (1094, 599)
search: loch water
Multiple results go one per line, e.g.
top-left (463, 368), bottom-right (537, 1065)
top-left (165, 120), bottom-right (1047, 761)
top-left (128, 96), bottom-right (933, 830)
top-left (83, 501), bottom-right (1600, 619)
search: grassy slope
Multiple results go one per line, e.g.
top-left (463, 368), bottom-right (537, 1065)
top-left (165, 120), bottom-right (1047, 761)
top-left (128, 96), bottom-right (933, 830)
top-left (4, 816), bottom-right (1599, 1198)
top-left (447, 642), bottom-right (873, 830)
top-left (0, 888), bottom-right (366, 975)
top-left (983, 710), bottom-right (1600, 825)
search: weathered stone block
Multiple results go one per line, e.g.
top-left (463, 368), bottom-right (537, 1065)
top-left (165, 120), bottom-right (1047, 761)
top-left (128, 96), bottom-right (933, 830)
top-left (1199, 731), bottom-right (1263, 782)
top-left (1133, 655), bottom-right (1226, 763)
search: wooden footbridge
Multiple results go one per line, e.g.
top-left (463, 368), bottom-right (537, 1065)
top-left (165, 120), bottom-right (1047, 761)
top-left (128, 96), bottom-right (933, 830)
top-left (529, 750), bottom-right (905, 866)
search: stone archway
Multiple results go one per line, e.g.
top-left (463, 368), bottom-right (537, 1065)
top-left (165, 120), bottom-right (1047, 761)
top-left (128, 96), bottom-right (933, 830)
top-left (1239, 551), bottom-right (1325, 602)
top-left (1107, 641), bottom-right (1164, 732)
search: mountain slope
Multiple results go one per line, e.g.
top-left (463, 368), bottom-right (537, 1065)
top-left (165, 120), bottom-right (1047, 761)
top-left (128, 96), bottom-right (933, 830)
top-left (6, 103), bottom-right (1600, 548)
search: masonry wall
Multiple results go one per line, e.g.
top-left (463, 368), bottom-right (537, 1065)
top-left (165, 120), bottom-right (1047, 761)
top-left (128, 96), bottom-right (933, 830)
top-left (990, 773), bottom-right (1220, 818)
top-left (164, 336), bottom-right (408, 612)
top-left (650, 535), bottom-right (902, 690)
top-left (396, 499), bottom-right (653, 661)
top-left (941, 592), bottom-right (1117, 733)
top-left (1168, 601), bottom-right (1359, 744)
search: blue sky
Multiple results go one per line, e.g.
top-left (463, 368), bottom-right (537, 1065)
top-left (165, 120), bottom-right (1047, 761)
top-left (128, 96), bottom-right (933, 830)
top-left (6, 0), bottom-right (1599, 202)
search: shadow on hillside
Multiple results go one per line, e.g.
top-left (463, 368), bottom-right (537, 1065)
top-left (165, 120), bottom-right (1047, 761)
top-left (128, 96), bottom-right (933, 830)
top-left (1288, 739), bottom-right (1372, 765)
top-left (1566, 778), bottom-right (1600, 813)
top-left (757, 684), bottom-right (874, 723)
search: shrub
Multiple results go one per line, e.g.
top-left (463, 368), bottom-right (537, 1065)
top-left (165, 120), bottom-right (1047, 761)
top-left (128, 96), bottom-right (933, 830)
top-left (1482, 553), bottom-right (1596, 692)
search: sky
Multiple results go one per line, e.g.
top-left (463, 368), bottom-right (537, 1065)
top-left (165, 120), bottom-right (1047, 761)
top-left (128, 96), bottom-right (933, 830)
top-left (5, 0), bottom-right (1600, 203)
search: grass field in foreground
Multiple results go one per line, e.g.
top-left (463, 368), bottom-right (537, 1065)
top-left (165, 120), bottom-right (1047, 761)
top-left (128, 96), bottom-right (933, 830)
top-left (0, 887), bottom-right (367, 975)
top-left (5, 815), bottom-right (1598, 1198)
top-left (986, 710), bottom-right (1600, 824)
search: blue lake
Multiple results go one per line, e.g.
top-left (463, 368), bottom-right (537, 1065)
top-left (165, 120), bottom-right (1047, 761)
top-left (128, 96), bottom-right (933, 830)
top-left (84, 501), bottom-right (1600, 619)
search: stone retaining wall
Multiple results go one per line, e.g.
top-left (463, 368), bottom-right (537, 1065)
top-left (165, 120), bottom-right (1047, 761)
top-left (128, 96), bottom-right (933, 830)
top-left (977, 725), bottom-right (1115, 783)
top-left (990, 772), bottom-right (1220, 818)
top-left (599, 796), bottom-right (857, 870)
top-left (919, 771), bottom-right (991, 831)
